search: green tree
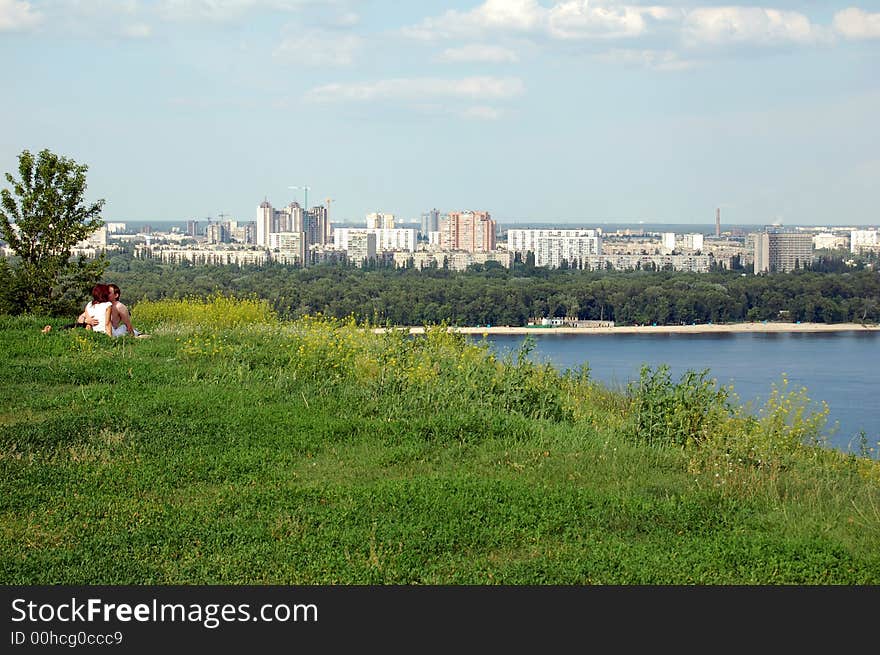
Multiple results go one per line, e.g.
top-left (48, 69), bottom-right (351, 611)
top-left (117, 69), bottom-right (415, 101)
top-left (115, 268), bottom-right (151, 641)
top-left (0, 148), bottom-right (107, 315)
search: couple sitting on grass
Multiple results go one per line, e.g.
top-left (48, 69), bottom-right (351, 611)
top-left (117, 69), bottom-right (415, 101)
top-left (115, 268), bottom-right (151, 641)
top-left (42, 283), bottom-right (148, 338)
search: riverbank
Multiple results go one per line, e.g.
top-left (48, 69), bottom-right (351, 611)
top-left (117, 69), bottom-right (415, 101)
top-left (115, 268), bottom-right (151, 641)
top-left (374, 322), bottom-right (880, 335)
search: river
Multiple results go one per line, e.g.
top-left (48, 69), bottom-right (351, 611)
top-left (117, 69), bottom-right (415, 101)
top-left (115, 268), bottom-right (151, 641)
top-left (484, 331), bottom-right (879, 456)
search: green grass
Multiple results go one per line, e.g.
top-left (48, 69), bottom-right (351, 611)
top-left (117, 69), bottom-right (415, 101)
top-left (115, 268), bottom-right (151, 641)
top-left (1, 302), bottom-right (879, 584)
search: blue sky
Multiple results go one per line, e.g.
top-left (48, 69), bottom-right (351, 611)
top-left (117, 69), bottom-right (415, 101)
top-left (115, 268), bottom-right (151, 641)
top-left (2, 1), bottom-right (878, 227)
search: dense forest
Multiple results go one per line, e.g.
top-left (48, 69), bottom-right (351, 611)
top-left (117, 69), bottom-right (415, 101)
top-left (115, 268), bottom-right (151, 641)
top-left (99, 253), bottom-right (880, 327)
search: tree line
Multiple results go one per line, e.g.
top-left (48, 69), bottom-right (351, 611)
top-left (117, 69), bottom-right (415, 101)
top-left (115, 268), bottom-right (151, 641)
top-left (101, 255), bottom-right (880, 327)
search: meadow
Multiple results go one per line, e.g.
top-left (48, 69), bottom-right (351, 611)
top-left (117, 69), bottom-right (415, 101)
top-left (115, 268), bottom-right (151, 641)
top-left (2, 295), bottom-right (879, 584)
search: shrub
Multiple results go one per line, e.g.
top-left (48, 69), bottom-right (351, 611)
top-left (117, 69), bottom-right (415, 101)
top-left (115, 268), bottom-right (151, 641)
top-left (627, 365), bottom-right (731, 447)
top-left (704, 376), bottom-right (830, 473)
top-left (133, 292), bottom-right (278, 330)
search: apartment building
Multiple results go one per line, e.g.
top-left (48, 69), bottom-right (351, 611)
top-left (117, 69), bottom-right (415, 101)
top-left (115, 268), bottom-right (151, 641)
top-left (506, 229), bottom-right (602, 268)
top-left (346, 231), bottom-right (377, 267)
top-left (752, 231), bottom-right (813, 273)
top-left (439, 210), bottom-right (496, 252)
top-left (333, 227), bottom-right (417, 253)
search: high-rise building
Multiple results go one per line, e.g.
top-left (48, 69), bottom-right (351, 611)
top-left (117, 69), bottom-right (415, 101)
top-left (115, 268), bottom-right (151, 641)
top-left (715, 208), bottom-right (721, 238)
top-left (257, 199), bottom-right (327, 254)
top-left (366, 212), bottom-right (395, 229)
top-left (346, 231), bottom-right (377, 267)
top-left (420, 209), bottom-right (440, 237)
top-left (278, 202), bottom-right (304, 233)
top-left (269, 231), bottom-right (306, 265)
top-left (256, 200), bottom-right (273, 247)
top-left (506, 229), bottom-right (602, 268)
top-left (333, 227), bottom-right (416, 253)
top-left (306, 205), bottom-right (331, 247)
top-left (205, 222), bottom-right (230, 244)
top-left (682, 234), bottom-right (704, 251)
top-left (440, 210), bottom-right (496, 252)
top-left (660, 232), bottom-right (702, 253)
top-left (227, 220), bottom-right (255, 244)
top-left (186, 219), bottom-right (200, 237)
top-left (752, 230), bottom-right (813, 273)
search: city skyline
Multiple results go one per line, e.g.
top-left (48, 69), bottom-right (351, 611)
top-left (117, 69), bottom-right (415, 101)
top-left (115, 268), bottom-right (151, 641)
top-left (2, 1), bottom-right (879, 226)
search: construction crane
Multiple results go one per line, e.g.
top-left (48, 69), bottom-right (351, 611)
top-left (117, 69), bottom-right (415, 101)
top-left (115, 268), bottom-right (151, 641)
top-left (288, 185), bottom-right (311, 209)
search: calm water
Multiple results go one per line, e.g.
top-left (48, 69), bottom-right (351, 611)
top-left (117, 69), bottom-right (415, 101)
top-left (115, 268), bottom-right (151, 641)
top-left (484, 331), bottom-right (879, 455)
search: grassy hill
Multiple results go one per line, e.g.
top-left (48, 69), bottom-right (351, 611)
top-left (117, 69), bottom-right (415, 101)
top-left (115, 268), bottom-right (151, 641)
top-left (2, 295), bottom-right (878, 584)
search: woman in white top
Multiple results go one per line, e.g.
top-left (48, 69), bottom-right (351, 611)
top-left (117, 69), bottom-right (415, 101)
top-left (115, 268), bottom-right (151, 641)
top-left (83, 283), bottom-right (114, 336)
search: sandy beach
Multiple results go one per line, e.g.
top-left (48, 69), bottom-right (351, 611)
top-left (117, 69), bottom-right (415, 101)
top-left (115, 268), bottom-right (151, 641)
top-left (375, 322), bottom-right (880, 335)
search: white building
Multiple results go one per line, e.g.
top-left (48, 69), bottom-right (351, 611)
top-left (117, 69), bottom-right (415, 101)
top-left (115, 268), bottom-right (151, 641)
top-left (395, 249), bottom-right (514, 272)
top-left (662, 232), bottom-right (703, 252)
top-left (366, 212), bottom-right (395, 229)
top-left (346, 231), bottom-right (377, 267)
top-left (813, 233), bottom-right (848, 250)
top-left (269, 231), bottom-right (306, 265)
top-left (333, 227), bottom-right (416, 253)
top-left (506, 229), bottom-right (602, 268)
top-left (256, 200), bottom-right (305, 247)
top-left (136, 245), bottom-right (269, 266)
top-left (682, 233), bottom-right (704, 251)
top-left (256, 200), bottom-right (273, 247)
top-left (75, 225), bottom-right (107, 249)
top-left (592, 254), bottom-right (712, 272)
top-left (851, 229), bottom-right (879, 253)
top-left (227, 220), bottom-right (254, 244)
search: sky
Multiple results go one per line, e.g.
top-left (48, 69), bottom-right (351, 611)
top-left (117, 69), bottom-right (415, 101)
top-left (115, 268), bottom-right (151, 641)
top-left (2, 1), bottom-right (879, 227)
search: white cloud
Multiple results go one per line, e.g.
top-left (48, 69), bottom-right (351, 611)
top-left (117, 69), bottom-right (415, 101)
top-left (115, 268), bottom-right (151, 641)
top-left (16, 0), bottom-right (334, 38)
top-left (460, 105), bottom-right (503, 120)
top-left (402, 0), bottom-right (676, 42)
top-left (0, 0), bottom-right (41, 31)
top-left (274, 30), bottom-right (362, 66)
top-left (18, 1), bottom-right (146, 38)
top-left (157, 0), bottom-right (256, 22)
top-left (455, 0), bottom-right (544, 33)
top-left (833, 7), bottom-right (880, 40)
top-left (437, 44), bottom-right (519, 63)
top-left (546, 1), bottom-right (657, 40)
top-left (682, 7), bottom-right (818, 46)
top-left (305, 76), bottom-right (525, 103)
top-left (599, 48), bottom-right (695, 71)
top-left (121, 22), bottom-right (152, 38)
top-left (156, 0), bottom-right (308, 23)
top-left (331, 11), bottom-right (359, 28)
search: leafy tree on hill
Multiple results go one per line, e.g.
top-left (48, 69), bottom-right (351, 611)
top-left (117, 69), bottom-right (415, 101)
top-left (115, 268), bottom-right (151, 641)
top-left (0, 148), bottom-right (107, 315)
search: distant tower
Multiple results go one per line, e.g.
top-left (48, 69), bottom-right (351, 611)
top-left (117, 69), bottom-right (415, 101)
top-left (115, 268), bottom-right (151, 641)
top-left (420, 208), bottom-right (440, 237)
top-left (256, 199), bottom-right (273, 247)
top-left (715, 208), bottom-right (721, 238)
